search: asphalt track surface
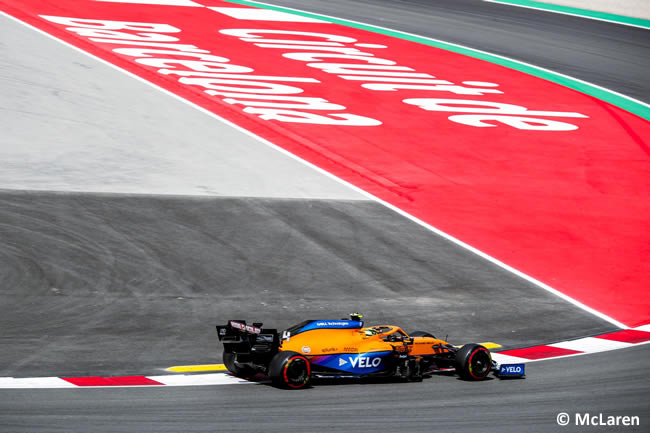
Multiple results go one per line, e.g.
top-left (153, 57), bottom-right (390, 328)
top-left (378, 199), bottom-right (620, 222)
top-left (266, 0), bottom-right (650, 103)
top-left (1, 345), bottom-right (648, 433)
top-left (1, 0), bottom-right (648, 431)
top-left (0, 191), bottom-right (614, 377)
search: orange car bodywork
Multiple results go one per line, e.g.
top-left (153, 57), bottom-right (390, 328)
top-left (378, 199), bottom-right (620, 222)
top-left (218, 319), bottom-right (501, 387)
top-left (280, 325), bottom-right (453, 358)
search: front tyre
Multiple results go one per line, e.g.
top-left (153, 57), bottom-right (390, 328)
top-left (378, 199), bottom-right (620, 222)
top-left (454, 344), bottom-right (491, 380)
top-left (268, 351), bottom-right (311, 389)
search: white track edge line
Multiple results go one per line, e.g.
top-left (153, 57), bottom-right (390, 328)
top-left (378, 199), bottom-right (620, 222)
top-left (0, 11), bottom-right (630, 330)
top-left (482, 0), bottom-right (650, 30)
top-left (247, 0), bottom-right (650, 110)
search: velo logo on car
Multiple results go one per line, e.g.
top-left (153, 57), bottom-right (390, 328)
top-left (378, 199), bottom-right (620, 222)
top-left (339, 356), bottom-right (381, 368)
top-left (499, 364), bottom-right (525, 377)
top-left (311, 351), bottom-right (391, 373)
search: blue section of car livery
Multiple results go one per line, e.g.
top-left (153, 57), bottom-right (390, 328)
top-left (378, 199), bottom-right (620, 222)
top-left (310, 351), bottom-right (392, 374)
top-left (498, 363), bottom-right (525, 377)
top-left (297, 320), bottom-right (364, 334)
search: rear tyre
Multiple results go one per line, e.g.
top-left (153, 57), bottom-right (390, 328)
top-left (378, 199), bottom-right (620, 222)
top-left (222, 352), bottom-right (255, 378)
top-left (268, 351), bottom-right (311, 389)
top-left (409, 330), bottom-right (436, 338)
top-left (454, 344), bottom-right (491, 380)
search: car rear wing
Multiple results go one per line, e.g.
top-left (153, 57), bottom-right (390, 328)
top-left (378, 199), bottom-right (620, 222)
top-left (216, 320), bottom-right (280, 355)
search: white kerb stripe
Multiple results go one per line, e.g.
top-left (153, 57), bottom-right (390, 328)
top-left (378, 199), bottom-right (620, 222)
top-left (490, 353), bottom-right (530, 364)
top-left (549, 337), bottom-right (632, 353)
top-left (0, 377), bottom-right (76, 388)
top-left (209, 7), bottom-right (329, 23)
top-left (94, 0), bottom-right (204, 6)
top-left (147, 373), bottom-right (253, 386)
top-left (634, 324), bottom-right (650, 332)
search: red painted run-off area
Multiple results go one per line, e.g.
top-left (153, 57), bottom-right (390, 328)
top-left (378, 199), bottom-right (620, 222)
top-left (63, 376), bottom-right (163, 386)
top-left (2, 0), bottom-right (649, 326)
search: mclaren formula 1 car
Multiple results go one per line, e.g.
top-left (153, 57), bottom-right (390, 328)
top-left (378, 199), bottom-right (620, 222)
top-left (217, 314), bottom-right (524, 389)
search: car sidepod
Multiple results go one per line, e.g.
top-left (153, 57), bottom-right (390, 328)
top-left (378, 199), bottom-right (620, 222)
top-left (309, 351), bottom-right (393, 376)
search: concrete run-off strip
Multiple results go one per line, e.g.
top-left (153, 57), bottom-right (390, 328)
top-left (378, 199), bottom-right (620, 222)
top-left (527, 0), bottom-right (650, 20)
top-left (0, 14), bottom-right (365, 200)
top-left (484, 0), bottom-right (650, 27)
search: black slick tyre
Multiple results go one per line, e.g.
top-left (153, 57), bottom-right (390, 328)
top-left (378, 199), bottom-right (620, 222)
top-left (268, 351), bottom-right (311, 389)
top-left (222, 352), bottom-right (255, 378)
top-left (454, 343), bottom-right (491, 380)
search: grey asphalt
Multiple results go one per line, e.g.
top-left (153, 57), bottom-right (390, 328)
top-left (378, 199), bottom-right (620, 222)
top-left (266, 0), bottom-right (650, 104)
top-left (0, 191), bottom-right (614, 377)
top-left (1, 0), bottom-right (648, 432)
top-left (1, 344), bottom-right (647, 433)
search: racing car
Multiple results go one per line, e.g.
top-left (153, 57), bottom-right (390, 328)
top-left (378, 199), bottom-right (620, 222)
top-left (217, 314), bottom-right (524, 388)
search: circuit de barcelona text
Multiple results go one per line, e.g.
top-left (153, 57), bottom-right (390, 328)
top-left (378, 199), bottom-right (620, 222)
top-left (39, 16), bottom-right (588, 130)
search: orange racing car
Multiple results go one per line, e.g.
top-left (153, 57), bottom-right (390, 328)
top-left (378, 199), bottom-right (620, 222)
top-left (217, 314), bottom-right (523, 389)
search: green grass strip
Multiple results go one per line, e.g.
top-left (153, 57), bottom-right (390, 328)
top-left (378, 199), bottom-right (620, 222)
top-left (225, 0), bottom-right (650, 121)
top-left (486, 0), bottom-right (650, 29)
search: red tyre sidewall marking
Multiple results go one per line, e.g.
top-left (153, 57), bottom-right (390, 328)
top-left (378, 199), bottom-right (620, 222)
top-left (467, 347), bottom-right (491, 379)
top-left (283, 356), bottom-right (311, 388)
